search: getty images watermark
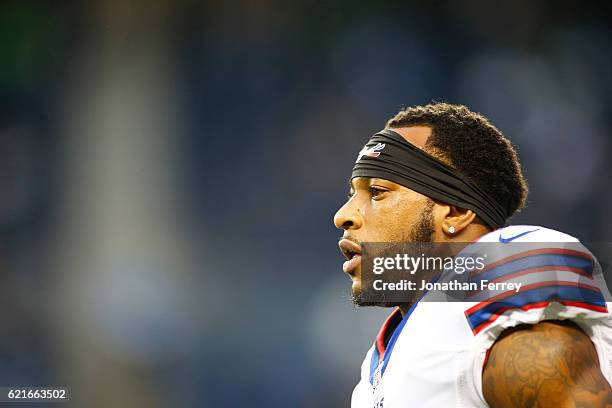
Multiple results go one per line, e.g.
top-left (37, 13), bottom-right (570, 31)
top-left (357, 242), bottom-right (612, 305)
top-left (371, 252), bottom-right (521, 292)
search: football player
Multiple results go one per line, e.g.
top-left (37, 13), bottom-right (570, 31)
top-left (335, 103), bottom-right (612, 407)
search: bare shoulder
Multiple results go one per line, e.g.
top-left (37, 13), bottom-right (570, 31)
top-left (482, 320), bottom-right (612, 408)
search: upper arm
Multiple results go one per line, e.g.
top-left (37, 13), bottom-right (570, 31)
top-left (482, 320), bottom-right (612, 408)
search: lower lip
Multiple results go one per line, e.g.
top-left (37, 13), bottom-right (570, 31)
top-left (343, 254), bottom-right (361, 274)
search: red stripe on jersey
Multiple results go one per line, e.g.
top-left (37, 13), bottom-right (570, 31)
top-left (471, 300), bottom-right (608, 335)
top-left (375, 308), bottom-right (402, 361)
top-left (465, 280), bottom-right (601, 315)
top-left (465, 265), bottom-right (593, 298)
top-left (469, 248), bottom-right (592, 278)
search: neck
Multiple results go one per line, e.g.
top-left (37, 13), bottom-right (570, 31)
top-left (398, 303), bottom-right (412, 317)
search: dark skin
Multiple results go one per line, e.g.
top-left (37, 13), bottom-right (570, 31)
top-left (484, 320), bottom-right (612, 407)
top-left (334, 126), bottom-right (488, 306)
top-left (334, 126), bottom-right (612, 407)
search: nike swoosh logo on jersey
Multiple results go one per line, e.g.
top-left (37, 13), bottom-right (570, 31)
top-left (498, 228), bottom-right (540, 243)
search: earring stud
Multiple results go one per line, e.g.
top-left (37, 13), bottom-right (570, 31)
top-left (448, 226), bottom-right (456, 234)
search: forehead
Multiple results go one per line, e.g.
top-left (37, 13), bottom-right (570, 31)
top-left (348, 126), bottom-right (433, 191)
top-left (388, 125), bottom-right (432, 149)
top-left (349, 177), bottom-right (404, 191)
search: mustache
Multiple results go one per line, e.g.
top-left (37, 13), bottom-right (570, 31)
top-left (338, 235), bottom-right (360, 245)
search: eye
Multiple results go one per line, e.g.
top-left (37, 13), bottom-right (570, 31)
top-left (369, 186), bottom-right (388, 200)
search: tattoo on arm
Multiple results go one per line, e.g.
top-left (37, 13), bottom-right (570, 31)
top-left (483, 320), bottom-right (612, 408)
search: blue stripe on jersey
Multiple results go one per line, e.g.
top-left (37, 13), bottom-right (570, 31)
top-left (368, 346), bottom-right (379, 384)
top-left (469, 253), bottom-right (593, 284)
top-left (466, 284), bottom-right (606, 333)
top-left (368, 300), bottom-right (421, 385)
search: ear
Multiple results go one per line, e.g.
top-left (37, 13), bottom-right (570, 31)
top-left (436, 203), bottom-right (478, 237)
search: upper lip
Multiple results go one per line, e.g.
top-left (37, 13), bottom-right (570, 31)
top-left (338, 238), bottom-right (362, 261)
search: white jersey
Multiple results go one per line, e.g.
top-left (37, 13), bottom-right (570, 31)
top-left (352, 225), bottom-right (612, 408)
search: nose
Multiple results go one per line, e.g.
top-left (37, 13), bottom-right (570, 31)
top-left (334, 199), bottom-right (363, 231)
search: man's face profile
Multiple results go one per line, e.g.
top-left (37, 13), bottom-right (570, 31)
top-left (334, 126), bottom-right (438, 304)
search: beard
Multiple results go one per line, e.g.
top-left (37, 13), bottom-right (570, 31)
top-left (351, 199), bottom-right (435, 306)
top-left (407, 199), bottom-right (436, 243)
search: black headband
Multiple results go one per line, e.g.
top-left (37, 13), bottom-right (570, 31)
top-left (351, 129), bottom-right (507, 229)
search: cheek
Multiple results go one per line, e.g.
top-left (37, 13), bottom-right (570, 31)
top-left (365, 196), bottom-right (423, 241)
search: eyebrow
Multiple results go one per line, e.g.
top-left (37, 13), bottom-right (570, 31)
top-left (349, 177), bottom-right (371, 191)
top-left (349, 177), bottom-right (364, 190)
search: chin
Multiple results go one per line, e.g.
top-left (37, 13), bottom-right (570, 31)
top-left (350, 281), bottom-right (404, 308)
top-left (350, 282), bottom-right (363, 305)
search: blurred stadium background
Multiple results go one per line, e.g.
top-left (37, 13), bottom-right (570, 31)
top-left (1, 0), bottom-right (611, 406)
